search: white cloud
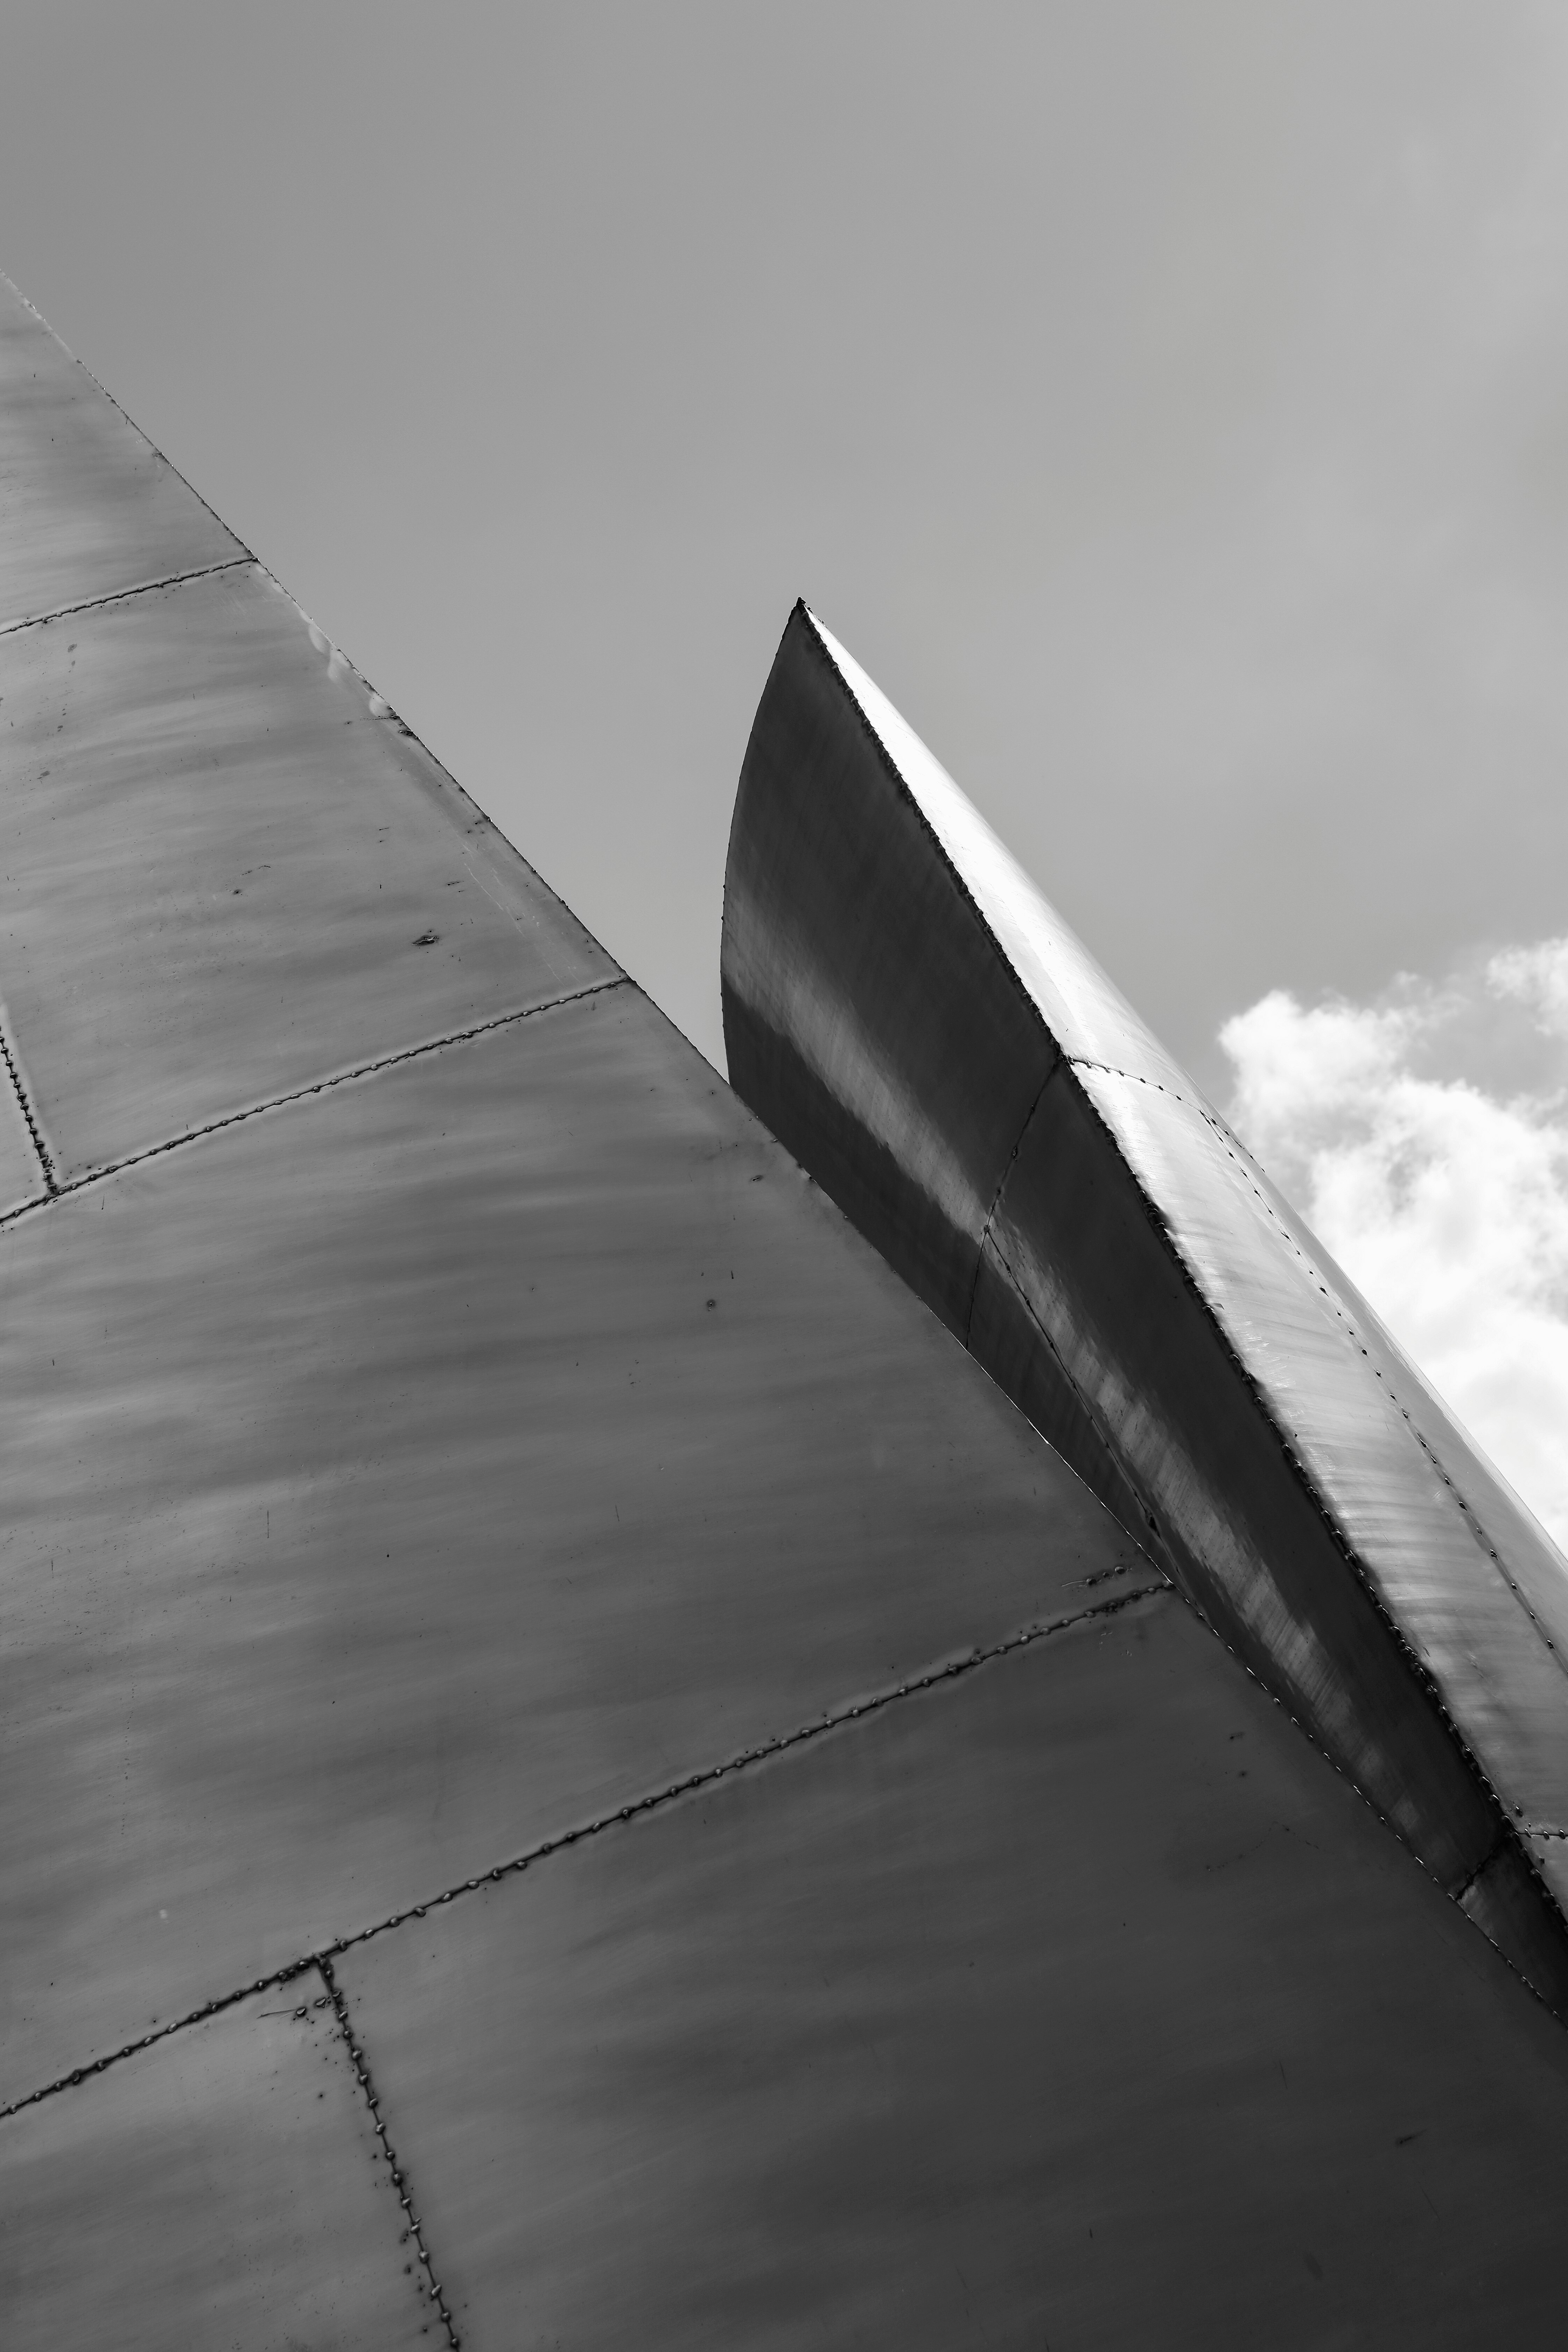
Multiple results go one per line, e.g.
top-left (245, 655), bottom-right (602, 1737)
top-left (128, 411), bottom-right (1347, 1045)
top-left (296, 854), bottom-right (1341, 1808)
top-left (1220, 946), bottom-right (1568, 1550)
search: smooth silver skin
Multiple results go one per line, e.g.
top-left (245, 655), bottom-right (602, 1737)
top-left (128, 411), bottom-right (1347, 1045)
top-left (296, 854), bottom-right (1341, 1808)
top-left (0, 1976), bottom-right (429, 2350)
top-left (0, 561), bottom-right (611, 1179)
top-left (0, 273), bottom-right (243, 633)
top-left (723, 602), bottom-right (1568, 2006)
top-left (11, 270), bottom-right (1568, 2345)
top-left (337, 1599), bottom-right (1568, 2348)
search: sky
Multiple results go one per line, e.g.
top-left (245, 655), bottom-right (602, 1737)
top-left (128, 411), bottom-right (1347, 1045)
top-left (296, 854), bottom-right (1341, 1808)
top-left (3, 2), bottom-right (1567, 1530)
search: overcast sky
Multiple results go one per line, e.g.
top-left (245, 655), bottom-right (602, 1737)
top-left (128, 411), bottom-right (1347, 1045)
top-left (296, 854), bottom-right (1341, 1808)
top-left (5, 3), bottom-right (1568, 1518)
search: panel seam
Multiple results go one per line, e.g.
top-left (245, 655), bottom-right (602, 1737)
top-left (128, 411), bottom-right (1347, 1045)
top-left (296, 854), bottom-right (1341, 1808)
top-left (0, 557), bottom-right (255, 641)
top-left (320, 1956), bottom-right (462, 2347)
top-left (779, 632), bottom-right (1560, 1718)
top-left (0, 1584), bottom-right (1169, 2123)
top-left (960, 1054), bottom-right (1063, 1348)
top-left (0, 1009), bottom-right (57, 1194)
top-left (0, 975), bottom-right (628, 1229)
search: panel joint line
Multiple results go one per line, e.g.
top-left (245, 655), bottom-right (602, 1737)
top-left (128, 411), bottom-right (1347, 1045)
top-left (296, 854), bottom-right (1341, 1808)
top-left (0, 1010), bottom-right (57, 1194)
top-left (318, 1957), bottom-right (462, 2347)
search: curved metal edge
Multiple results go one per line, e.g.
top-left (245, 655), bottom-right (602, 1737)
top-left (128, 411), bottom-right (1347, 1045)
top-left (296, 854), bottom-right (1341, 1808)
top-left (721, 600), bottom-right (1568, 2014)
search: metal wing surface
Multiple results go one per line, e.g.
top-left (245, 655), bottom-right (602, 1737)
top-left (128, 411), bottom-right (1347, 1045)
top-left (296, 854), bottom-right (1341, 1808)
top-left (5, 274), bottom-right (1568, 2347)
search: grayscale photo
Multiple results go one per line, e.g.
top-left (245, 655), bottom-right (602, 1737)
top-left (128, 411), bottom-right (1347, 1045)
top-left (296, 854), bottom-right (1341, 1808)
top-left (2, 5), bottom-right (1567, 2343)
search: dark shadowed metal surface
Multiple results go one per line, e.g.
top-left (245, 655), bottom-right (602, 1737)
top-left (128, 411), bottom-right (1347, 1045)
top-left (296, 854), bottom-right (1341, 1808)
top-left (336, 1597), bottom-right (1568, 2348)
top-left (9, 271), bottom-right (1568, 2344)
top-left (722, 602), bottom-right (1568, 2007)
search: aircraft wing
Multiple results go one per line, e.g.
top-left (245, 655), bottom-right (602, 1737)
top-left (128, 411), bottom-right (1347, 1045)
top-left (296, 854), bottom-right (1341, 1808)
top-left (4, 271), bottom-right (1568, 2348)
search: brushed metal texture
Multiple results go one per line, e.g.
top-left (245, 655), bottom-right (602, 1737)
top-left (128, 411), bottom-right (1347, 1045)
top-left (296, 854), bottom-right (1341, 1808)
top-left (0, 983), bottom-right (1153, 2107)
top-left (0, 1972), bottom-right (429, 2351)
top-left (0, 562), bottom-right (614, 1181)
top-left (335, 1596), bottom-right (1568, 2350)
top-left (722, 602), bottom-right (1568, 2007)
top-left (0, 273), bottom-right (244, 633)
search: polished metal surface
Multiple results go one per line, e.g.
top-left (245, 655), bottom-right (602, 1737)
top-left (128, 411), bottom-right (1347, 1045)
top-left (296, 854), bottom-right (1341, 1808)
top-left (0, 274), bottom-right (243, 633)
top-left (336, 1596), bottom-right (1568, 2347)
top-left (0, 1975), bottom-right (428, 2350)
top-left (11, 267), bottom-right (1568, 2344)
top-left (723, 601), bottom-right (1568, 2007)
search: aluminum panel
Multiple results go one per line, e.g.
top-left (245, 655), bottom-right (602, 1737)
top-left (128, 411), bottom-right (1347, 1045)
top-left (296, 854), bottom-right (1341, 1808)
top-left (0, 273), bottom-right (244, 632)
top-left (1075, 1065), bottom-right (1568, 1826)
top-left (983, 1070), bottom-right (1568, 1994)
top-left (1225, 1127), bottom-right (1568, 1683)
top-left (723, 602), bottom-right (1054, 1334)
top-left (0, 564), bottom-right (614, 1181)
top-left (723, 608), bottom-right (1568, 2006)
top-left (335, 1596), bottom-right (1568, 2349)
top-left (0, 1972), bottom-right (428, 2351)
top-left (0, 982), bottom-right (1155, 2107)
top-left (807, 605), bottom-right (1196, 1096)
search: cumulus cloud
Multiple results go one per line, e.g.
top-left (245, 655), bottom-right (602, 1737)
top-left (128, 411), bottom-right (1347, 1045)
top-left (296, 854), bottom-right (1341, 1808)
top-left (1220, 941), bottom-right (1568, 1551)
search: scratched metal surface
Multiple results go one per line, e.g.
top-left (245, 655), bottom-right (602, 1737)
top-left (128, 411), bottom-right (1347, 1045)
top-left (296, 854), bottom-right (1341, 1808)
top-left (0, 1973), bottom-right (430, 2351)
top-left (0, 273), bottom-right (244, 632)
top-left (0, 562), bottom-right (613, 1181)
top-left (723, 603), bottom-right (1568, 2008)
top-left (336, 1596), bottom-right (1568, 2350)
top-left (0, 983), bottom-right (1155, 2109)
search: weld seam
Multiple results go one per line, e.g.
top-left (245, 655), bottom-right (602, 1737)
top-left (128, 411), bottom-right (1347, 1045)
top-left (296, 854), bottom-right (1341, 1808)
top-left (0, 977), bottom-right (628, 1231)
top-left (0, 1013), bottom-right (57, 1193)
top-left (0, 559), bottom-right (254, 642)
top-left (0, 1585), bottom-right (1168, 2123)
top-left (320, 1957), bottom-right (461, 2346)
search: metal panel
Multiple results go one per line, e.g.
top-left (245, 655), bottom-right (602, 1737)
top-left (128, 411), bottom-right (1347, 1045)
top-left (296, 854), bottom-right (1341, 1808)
top-left (806, 606), bottom-right (1197, 1098)
top-left (1073, 1067), bottom-right (1568, 1807)
top-left (722, 603), bottom-right (1568, 2007)
top-left (0, 273), bottom-right (244, 633)
top-left (334, 1595), bottom-right (1568, 2350)
top-left (0, 981), bottom-right (1156, 2107)
top-left (0, 562), bottom-right (614, 1180)
top-left (723, 602), bottom-right (1055, 1334)
top-left (0, 1972), bottom-right (429, 2351)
